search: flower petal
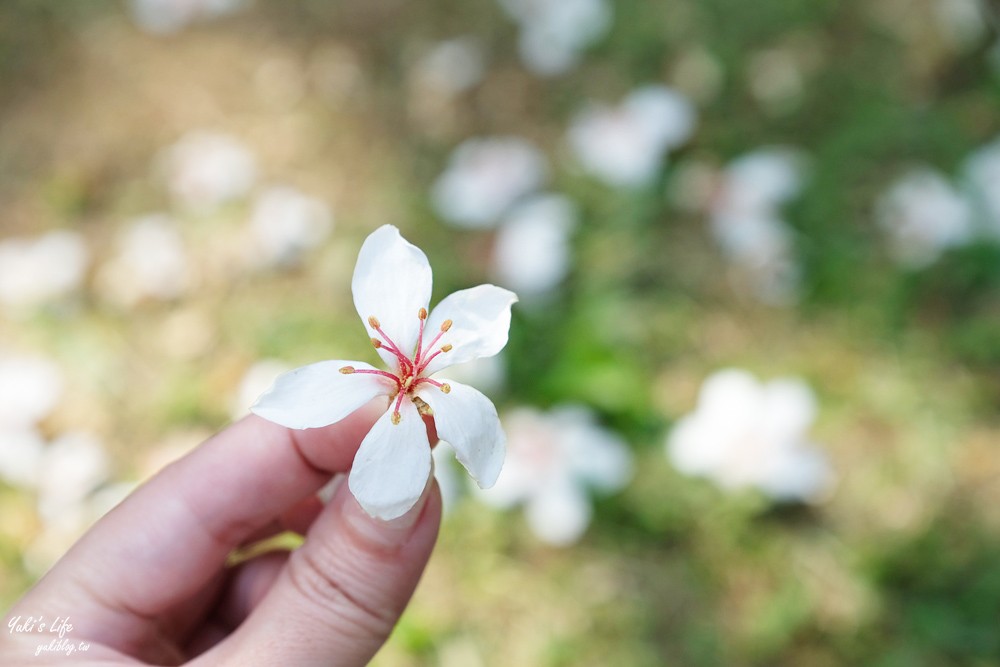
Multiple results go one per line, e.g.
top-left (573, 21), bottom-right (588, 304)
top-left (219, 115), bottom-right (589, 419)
top-left (417, 380), bottom-right (505, 488)
top-left (550, 405), bottom-right (634, 493)
top-left (251, 360), bottom-right (392, 429)
top-left (758, 445), bottom-right (834, 502)
top-left (422, 284), bottom-right (517, 375)
top-left (348, 398), bottom-right (432, 520)
top-left (352, 225), bottom-right (433, 368)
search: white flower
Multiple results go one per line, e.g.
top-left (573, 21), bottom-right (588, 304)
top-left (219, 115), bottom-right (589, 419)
top-left (667, 369), bottom-right (834, 502)
top-left (0, 354), bottom-right (63, 430)
top-left (97, 214), bottom-right (194, 305)
top-left (253, 225), bottom-right (517, 519)
top-left (36, 432), bottom-right (111, 522)
top-left (161, 131), bottom-right (257, 212)
top-left (0, 230), bottom-right (88, 311)
top-left (711, 147), bottom-right (805, 225)
top-left (0, 429), bottom-right (46, 489)
top-left (129, 0), bottom-right (247, 35)
top-left (876, 168), bottom-right (974, 268)
top-left (568, 86), bottom-right (696, 187)
top-left (477, 405), bottom-right (633, 546)
top-left (498, 0), bottom-right (612, 76)
top-left (412, 38), bottom-right (486, 96)
top-left (248, 185), bottom-right (333, 267)
top-left (492, 194), bottom-right (577, 298)
top-left (963, 136), bottom-right (1000, 235)
top-left (708, 148), bottom-right (807, 305)
top-left (431, 137), bottom-right (548, 228)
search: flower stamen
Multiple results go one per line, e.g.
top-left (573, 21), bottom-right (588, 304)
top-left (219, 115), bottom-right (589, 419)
top-left (339, 365), bottom-right (403, 389)
top-left (414, 307), bottom-right (428, 367)
top-left (391, 390), bottom-right (406, 425)
top-left (415, 377), bottom-right (451, 393)
top-left (368, 314), bottom-right (413, 373)
top-left (419, 320), bottom-right (452, 360)
top-left (417, 343), bottom-right (452, 374)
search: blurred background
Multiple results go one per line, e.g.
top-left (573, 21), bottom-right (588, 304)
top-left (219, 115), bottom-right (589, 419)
top-left (2, 0), bottom-right (1000, 664)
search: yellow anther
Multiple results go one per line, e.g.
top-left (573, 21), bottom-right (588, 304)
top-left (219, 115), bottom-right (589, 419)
top-left (418, 307), bottom-right (427, 320)
top-left (339, 366), bottom-right (355, 374)
top-left (391, 411), bottom-right (401, 425)
top-left (368, 315), bottom-right (380, 329)
top-left (371, 338), bottom-right (382, 349)
top-left (441, 383), bottom-right (451, 394)
top-left (440, 344), bottom-right (453, 353)
top-left (440, 319), bottom-right (453, 332)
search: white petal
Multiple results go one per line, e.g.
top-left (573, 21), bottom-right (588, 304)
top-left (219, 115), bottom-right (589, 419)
top-left (492, 194), bottom-right (577, 297)
top-left (666, 415), bottom-right (725, 476)
top-left (37, 432), bottom-right (110, 522)
top-left (552, 406), bottom-right (634, 492)
top-left (525, 479), bottom-right (592, 546)
top-left (758, 446), bottom-right (834, 502)
top-left (251, 360), bottom-right (392, 429)
top-left (348, 399), bottom-right (432, 520)
top-left (417, 380), bottom-right (505, 488)
top-left (422, 285), bottom-right (517, 375)
top-left (352, 225), bottom-right (432, 367)
top-left (762, 378), bottom-right (817, 442)
top-left (0, 429), bottom-right (46, 488)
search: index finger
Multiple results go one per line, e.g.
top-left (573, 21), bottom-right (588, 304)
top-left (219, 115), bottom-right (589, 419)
top-left (16, 400), bottom-right (386, 648)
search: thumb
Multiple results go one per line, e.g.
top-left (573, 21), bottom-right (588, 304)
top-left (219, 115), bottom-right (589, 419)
top-left (204, 474), bottom-right (441, 666)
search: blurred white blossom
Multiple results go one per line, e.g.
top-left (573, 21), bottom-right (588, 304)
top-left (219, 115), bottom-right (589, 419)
top-left (477, 405), bottom-right (633, 546)
top-left (568, 86), bottom-right (696, 188)
top-left (492, 194), bottom-right (577, 298)
top-left (413, 38), bottom-right (486, 96)
top-left (0, 231), bottom-right (89, 312)
top-left (0, 354), bottom-right (64, 490)
top-left (711, 148), bottom-right (805, 224)
top-left (432, 137), bottom-right (548, 228)
top-left (129, 0), bottom-right (248, 36)
top-left (98, 214), bottom-right (194, 306)
top-left (36, 432), bottom-right (111, 522)
top-left (161, 131), bottom-right (257, 212)
top-left (708, 147), bottom-right (808, 305)
top-left (498, 0), bottom-right (612, 76)
top-left (667, 369), bottom-right (834, 502)
top-left (0, 355), bottom-right (63, 430)
top-left (0, 429), bottom-right (46, 489)
top-left (876, 168), bottom-right (974, 268)
top-left (248, 186), bottom-right (333, 267)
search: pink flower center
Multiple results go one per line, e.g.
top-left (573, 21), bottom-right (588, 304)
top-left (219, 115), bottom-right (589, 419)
top-left (340, 308), bottom-right (453, 425)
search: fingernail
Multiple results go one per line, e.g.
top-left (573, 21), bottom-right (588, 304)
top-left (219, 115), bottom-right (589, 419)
top-left (340, 473), bottom-right (433, 551)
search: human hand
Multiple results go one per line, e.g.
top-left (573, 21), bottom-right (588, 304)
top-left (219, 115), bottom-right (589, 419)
top-left (1, 401), bottom-right (442, 666)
